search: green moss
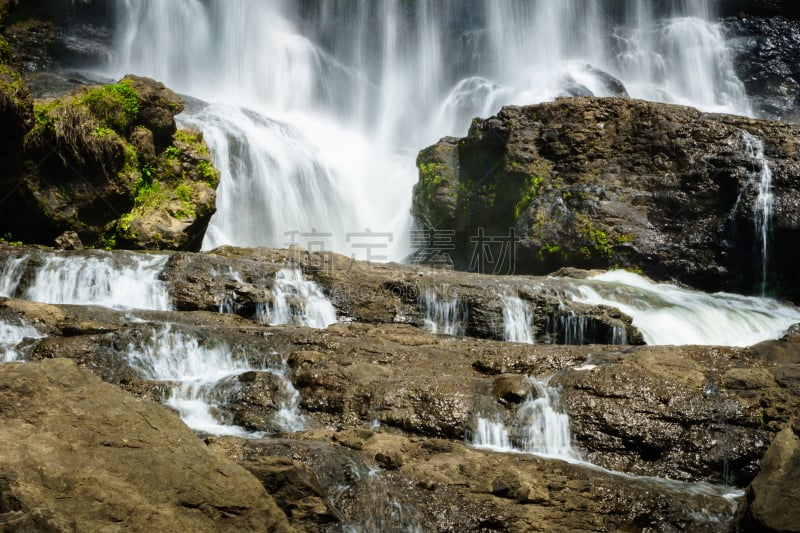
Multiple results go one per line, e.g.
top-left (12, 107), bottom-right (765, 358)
top-left (116, 213), bottom-right (138, 240)
top-left (537, 242), bottom-right (565, 263)
top-left (95, 232), bottom-right (117, 251)
top-left (514, 174), bottom-right (544, 219)
top-left (0, 36), bottom-right (11, 64)
top-left (164, 145), bottom-right (181, 161)
top-left (196, 160), bottom-right (219, 187)
top-left (419, 162), bottom-right (447, 188)
top-left (173, 129), bottom-right (209, 156)
top-left (577, 216), bottom-right (612, 260)
top-left (78, 81), bottom-right (139, 134)
top-left (0, 233), bottom-right (22, 246)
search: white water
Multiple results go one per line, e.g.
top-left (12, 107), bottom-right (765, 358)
top-left (502, 295), bottom-right (535, 343)
top-left (0, 254), bottom-right (28, 297)
top-left (125, 326), bottom-right (304, 435)
top-left (25, 253), bottom-right (171, 311)
top-left (255, 268), bottom-right (337, 329)
top-left (473, 377), bottom-right (580, 461)
top-left (741, 131), bottom-right (774, 295)
top-left (0, 319), bottom-right (40, 362)
top-left (106, 1), bottom-right (751, 259)
top-left (421, 286), bottom-right (466, 336)
top-left (571, 270), bottom-right (800, 346)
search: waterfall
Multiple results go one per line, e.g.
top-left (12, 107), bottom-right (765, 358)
top-left (25, 253), bottom-right (171, 311)
top-left (421, 286), bottom-right (466, 336)
top-left (571, 270), bottom-right (800, 346)
top-left (0, 318), bottom-right (40, 362)
top-left (502, 295), bottom-right (535, 343)
top-left (473, 377), bottom-right (580, 461)
top-left (254, 268), bottom-right (337, 329)
top-left (740, 131), bottom-right (774, 295)
top-left (0, 254), bottom-right (28, 298)
top-left (125, 326), bottom-right (304, 435)
top-left (105, 1), bottom-right (751, 259)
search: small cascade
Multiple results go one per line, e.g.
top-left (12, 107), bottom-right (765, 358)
top-left (0, 318), bottom-right (40, 362)
top-left (502, 295), bottom-right (535, 344)
top-left (125, 326), bottom-right (253, 436)
top-left (740, 131), bottom-right (774, 294)
top-left (25, 253), bottom-right (171, 311)
top-left (571, 270), bottom-right (800, 346)
top-left (420, 286), bottom-right (466, 336)
top-left (255, 268), bottom-right (337, 329)
top-left (611, 325), bottom-right (628, 345)
top-left (269, 361), bottom-right (306, 433)
top-left (473, 377), bottom-right (580, 462)
top-left (0, 254), bottom-right (28, 297)
top-left (125, 326), bottom-right (308, 435)
top-left (545, 311), bottom-right (591, 345)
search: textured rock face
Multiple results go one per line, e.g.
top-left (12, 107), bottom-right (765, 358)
top-left (209, 432), bottom-right (739, 533)
top-left (413, 97), bottom-right (800, 301)
top-left (734, 423), bottom-right (800, 532)
top-left (3, 75), bottom-right (219, 250)
top-left (725, 16), bottom-right (800, 122)
top-left (0, 358), bottom-right (294, 532)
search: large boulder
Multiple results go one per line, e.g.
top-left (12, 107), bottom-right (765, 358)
top-left (6, 75), bottom-right (218, 250)
top-left (413, 97), bottom-right (800, 301)
top-left (734, 423), bottom-right (800, 532)
top-left (0, 358), bottom-right (294, 532)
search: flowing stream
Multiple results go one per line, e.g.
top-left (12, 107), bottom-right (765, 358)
top-left (105, 0), bottom-right (751, 259)
top-left (569, 270), bottom-right (800, 346)
top-left (740, 131), bottom-right (774, 295)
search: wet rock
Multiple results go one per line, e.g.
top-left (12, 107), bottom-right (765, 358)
top-left (554, 346), bottom-right (774, 485)
top-left (491, 373), bottom-right (532, 404)
top-left (413, 97), bottom-right (800, 302)
top-left (0, 359), bottom-right (293, 532)
top-left (735, 424), bottom-right (800, 532)
top-left (54, 230), bottom-right (82, 250)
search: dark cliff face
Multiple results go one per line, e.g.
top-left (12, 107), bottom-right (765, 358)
top-left (413, 97), bottom-right (800, 301)
top-left (725, 16), bottom-right (800, 123)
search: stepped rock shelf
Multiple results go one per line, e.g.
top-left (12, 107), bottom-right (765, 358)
top-left (1, 244), bottom-right (799, 531)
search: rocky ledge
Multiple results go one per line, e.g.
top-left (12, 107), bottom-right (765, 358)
top-left (0, 243), bottom-right (798, 531)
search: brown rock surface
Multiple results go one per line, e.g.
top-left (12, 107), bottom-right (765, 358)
top-left (0, 358), bottom-right (294, 532)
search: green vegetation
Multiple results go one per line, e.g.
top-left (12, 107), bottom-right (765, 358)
top-left (514, 174), bottom-right (544, 219)
top-left (537, 242), bottom-right (566, 263)
top-left (0, 233), bottom-right (22, 246)
top-left (78, 81), bottom-right (139, 134)
top-left (174, 129), bottom-right (209, 156)
top-left (578, 217), bottom-right (611, 260)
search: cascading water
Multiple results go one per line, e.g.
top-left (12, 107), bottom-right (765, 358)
top-left (473, 377), bottom-right (580, 461)
top-left (0, 318), bottom-right (40, 362)
top-left (104, 1), bottom-right (752, 259)
top-left (502, 294), bottom-right (535, 344)
top-left (125, 325), bottom-right (304, 435)
top-left (0, 254), bottom-right (28, 297)
top-left (255, 268), bottom-right (338, 329)
top-left (571, 270), bottom-right (800, 346)
top-left (420, 286), bottom-right (466, 336)
top-left (25, 253), bottom-right (171, 311)
top-left (740, 131), bottom-right (774, 295)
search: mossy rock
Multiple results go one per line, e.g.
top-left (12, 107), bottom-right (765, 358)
top-left (1, 75), bottom-right (220, 251)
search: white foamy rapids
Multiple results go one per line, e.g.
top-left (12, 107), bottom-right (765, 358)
top-left (0, 255), bottom-right (28, 297)
top-left (421, 286), bottom-right (466, 336)
top-left (0, 319), bottom-right (41, 362)
top-left (473, 378), bottom-right (580, 461)
top-left (255, 269), bottom-right (337, 329)
top-left (25, 253), bottom-right (171, 311)
top-left (502, 295), bottom-right (535, 344)
top-left (571, 271), bottom-right (800, 347)
top-left (107, 1), bottom-right (750, 260)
